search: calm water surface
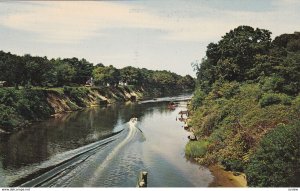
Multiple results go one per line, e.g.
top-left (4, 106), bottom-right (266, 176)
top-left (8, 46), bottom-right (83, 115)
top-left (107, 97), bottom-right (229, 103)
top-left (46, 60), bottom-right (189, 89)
top-left (0, 94), bottom-right (213, 187)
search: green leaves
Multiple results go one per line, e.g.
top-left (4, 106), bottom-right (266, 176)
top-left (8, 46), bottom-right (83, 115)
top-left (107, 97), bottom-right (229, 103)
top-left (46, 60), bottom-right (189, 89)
top-left (55, 62), bottom-right (76, 86)
top-left (205, 26), bottom-right (272, 82)
top-left (194, 26), bottom-right (300, 96)
top-left (63, 86), bottom-right (90, 107)
top-left (188, 81), bottom-right (299, 172)
top-left (0, 89), bottom-right (54, 131)
top-left (120, 66), bottom-right (142, 86)
top-left (0, 50), bottom-right (195, 94)
top-left (190, 89), bottom-right (206, 110)
top-left (189, 26), bottom-right (300, 186)
top-left (259, 93), bottom-right (292, 107)
top-left (246, 123), bottom-right (300, 187)
top-left (92, 65), bottom-right (120, 86)
top-left (185, 140), bottom-right (209, 158)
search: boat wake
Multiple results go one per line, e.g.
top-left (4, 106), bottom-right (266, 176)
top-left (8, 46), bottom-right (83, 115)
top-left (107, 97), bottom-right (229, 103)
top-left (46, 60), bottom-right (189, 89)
top-left (84, 118), bottom-right (139, 186)
top-left (11, 119), bottom-right (141, 187)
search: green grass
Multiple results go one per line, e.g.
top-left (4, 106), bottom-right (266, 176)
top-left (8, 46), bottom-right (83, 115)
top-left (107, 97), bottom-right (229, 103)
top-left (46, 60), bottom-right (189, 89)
top-left (185, 140), bottom-right (209, 158)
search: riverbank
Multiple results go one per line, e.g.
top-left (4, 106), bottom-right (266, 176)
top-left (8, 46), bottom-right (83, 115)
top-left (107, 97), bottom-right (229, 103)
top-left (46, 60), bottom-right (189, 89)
top-left (182, 108), bottom-right (247, 187)
top-left (0, 86), bottom-right (143, 133)
top-left (0, 86), bottom-right (194, 134)
top-left (209, 165), bottom-right (247, 187)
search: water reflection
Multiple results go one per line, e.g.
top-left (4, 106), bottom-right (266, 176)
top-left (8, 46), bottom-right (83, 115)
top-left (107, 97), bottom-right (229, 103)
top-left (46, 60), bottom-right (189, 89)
top-left (0, 101), bottom-right (172, 172)
top-left (1, 130), bottom-right (49, 170)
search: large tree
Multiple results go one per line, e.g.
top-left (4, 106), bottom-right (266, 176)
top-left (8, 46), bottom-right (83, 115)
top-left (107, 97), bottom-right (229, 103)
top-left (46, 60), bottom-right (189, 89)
top-left (212, 26), bottom-right (271, 80)
top-left (177, 75), bottom-right (195, 90)
top-left (23, 54), bottom-right (52, 86)
top-left (51, 58), bottom-right (76, 86)
top-left (195, 26), bottom-right (272, 92)
top-left (62, 57), bottom-right (93, 85)
top-left (93, 65), bottom-right (120, 86)
top-left (120, 66), bottom-right (142, 86)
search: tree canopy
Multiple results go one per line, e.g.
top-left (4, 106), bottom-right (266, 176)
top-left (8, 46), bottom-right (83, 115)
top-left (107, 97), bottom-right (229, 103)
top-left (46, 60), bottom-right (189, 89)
top-left (194, 26), bottom-right (300, 95)
top-left (93, 65), bottom-right (120, 86)
top-left (0, 51), bottom-right (195, 92)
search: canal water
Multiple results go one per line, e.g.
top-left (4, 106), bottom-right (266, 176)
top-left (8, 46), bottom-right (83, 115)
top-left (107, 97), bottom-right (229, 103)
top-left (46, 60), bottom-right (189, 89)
top-left (0, 94), bottom-right (213, 187)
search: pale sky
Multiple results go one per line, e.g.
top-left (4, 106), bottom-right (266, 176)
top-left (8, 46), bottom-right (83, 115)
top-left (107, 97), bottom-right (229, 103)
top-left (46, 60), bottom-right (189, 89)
top-left (0, 0), bottom-right (299, 76)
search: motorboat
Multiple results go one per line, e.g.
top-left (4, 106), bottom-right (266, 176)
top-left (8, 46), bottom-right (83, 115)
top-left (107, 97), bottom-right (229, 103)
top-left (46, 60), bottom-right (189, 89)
top-left (130, 117), bottom-right (138, 123)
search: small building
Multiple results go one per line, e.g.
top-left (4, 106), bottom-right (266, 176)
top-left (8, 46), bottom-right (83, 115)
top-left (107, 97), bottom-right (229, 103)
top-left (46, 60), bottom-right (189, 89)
top-left (85, 77), bottom-right (94, 87)
top-left (0, 81), bottom-right (7, 87)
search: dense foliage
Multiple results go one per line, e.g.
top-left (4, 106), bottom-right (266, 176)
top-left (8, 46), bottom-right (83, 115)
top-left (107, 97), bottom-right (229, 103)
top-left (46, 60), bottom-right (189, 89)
top-left (189, 26), bottom-right (300, 187)
top-left (193, 26), bottom-right (300, 94)
top-left (0, 51), bottom-right (195, 93)
top-left (0, 88), bottom-right (54, 131)
top-left (246, 123), bottom-right (300, 187)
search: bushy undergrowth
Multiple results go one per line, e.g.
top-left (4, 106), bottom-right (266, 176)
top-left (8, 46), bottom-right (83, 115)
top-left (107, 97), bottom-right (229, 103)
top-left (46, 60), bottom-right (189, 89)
top-left (259, 92), bottom-right (291, 107)
top-left (0, 88), bottom-right (54, 131)
top-left (246, 123), bottom-right (300, 187)
top-left (63, 86), bottom-right (90, 107)
top-left (0, 104), bottom-right (20, 128)
top-left (188, 82), bottom-right (300, 174)
top-left (190, 89), bottom-right (206, 110)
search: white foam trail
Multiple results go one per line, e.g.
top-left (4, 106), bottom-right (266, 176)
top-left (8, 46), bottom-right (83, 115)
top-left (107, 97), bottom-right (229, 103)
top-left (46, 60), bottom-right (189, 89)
top-left (85, 120), bottom-right (138, 186)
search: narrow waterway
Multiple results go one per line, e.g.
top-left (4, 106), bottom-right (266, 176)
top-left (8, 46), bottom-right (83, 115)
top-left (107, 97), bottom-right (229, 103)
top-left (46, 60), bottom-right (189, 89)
top-left (0, 94), bottom-right (213, 187)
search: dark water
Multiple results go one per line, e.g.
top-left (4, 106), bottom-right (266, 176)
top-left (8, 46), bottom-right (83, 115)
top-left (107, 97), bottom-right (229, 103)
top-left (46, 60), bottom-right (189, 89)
top-left (0, 94), bottom-right (213, 187)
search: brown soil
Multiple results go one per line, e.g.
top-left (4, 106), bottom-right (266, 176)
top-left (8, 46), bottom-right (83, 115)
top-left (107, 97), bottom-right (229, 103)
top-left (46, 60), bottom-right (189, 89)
top-left (209, 165), bottom-right (247, 187)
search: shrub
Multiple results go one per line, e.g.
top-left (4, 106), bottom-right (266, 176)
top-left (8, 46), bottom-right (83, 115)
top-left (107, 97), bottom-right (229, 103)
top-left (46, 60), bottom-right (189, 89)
top-left (201, 111), bottom-right (220, 136)
top-left (0, 104), bottom-right (19, 128)
top-left (0, 89), bottom-right (54, 129)
top-left (190, 89), bottom-right (206, 110)
top-left (221, 158), bottom-right (244, 172)
top-left (63, 86), bottom-right (89, 107)
top-left (259, 93), bottom-right (291, 107)
top-left (246, 123), bottom-right (300, 187)
top-left (185, 140), bottom-right (209, 158)
top-left (219, 81), bottom-right (240, 99)
top-left (0, 88), bottom-right (18, 107)
top-left (287, 39), bottom-right (300, 52)
top-left (16, 90), bottom-right (54, 120)
top-left (260, 75), bottom-right (284, 93)
top-left (63, 86), bottom-right (72, 94)
top-left (292, 95), bottom-right (300, 114)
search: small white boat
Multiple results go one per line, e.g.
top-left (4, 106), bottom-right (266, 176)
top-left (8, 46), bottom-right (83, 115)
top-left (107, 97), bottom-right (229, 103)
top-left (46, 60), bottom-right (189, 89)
top-left (130, 117), bottom-right (138, 123)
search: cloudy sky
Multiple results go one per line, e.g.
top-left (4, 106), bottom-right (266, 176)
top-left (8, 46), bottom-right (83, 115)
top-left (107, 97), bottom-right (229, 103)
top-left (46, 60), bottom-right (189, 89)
top-left (0, 0), bottom-right (299, 76)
